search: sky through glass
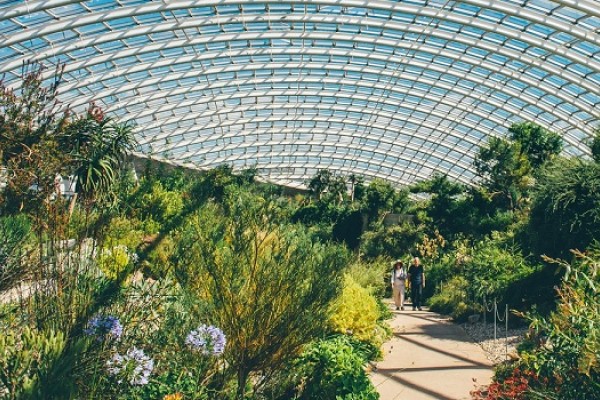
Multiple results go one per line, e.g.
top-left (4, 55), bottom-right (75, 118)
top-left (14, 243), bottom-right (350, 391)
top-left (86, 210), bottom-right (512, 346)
top-left (1, 0), bottom-right (598, 188)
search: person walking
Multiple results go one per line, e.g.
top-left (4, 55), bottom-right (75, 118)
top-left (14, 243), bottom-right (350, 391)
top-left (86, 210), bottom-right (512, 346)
top-left (390, 260), bottom-right (407, 310)
top-left (408, 257), bottom-right (426, 311)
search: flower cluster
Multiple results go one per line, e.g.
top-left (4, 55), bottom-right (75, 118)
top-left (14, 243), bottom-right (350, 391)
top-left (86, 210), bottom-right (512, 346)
top-left (107, 347), bottom-right (154, 386)
top-left (163, 394), bottom-right (183, 400)
top-left (185, 324), bottom-right (226, 356)
top-left (471, 368), bottom-right (543, 400)
top-left (84, 315), bottom-right (123, 341)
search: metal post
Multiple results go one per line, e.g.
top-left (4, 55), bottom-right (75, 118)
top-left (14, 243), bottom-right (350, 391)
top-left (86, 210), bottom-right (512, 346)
top-left (505, 304), bottom-right (509, 360)
top-left (483, 294), bottom-right (486, 328)
top-left (493, 299), bottom-right (497, 341)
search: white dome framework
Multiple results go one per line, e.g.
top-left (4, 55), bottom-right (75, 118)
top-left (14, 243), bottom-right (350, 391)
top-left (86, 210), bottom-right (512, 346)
top-left (1, 0), bottom-right (598, 188)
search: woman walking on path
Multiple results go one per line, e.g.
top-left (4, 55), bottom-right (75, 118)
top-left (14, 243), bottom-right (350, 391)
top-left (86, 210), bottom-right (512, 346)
top-left (408, 257), bottom-right (425, 311)
top-left (391, 260), bottom-right (408, 310)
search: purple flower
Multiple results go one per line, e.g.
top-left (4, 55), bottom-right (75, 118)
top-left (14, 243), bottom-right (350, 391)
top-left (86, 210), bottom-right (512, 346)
top-left (185, 324), bottom-right (226, 356)
top-left (84, 315), bottom-right (123, 341)
top-left (107, 347), bottom-right (154, 386)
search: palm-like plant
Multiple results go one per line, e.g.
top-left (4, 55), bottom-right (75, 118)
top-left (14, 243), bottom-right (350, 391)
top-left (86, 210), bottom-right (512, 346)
top-left (65, 104), bottom-right (136, 205)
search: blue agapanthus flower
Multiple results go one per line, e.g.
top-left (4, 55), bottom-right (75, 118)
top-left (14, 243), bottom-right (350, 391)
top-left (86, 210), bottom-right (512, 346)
top-left (84, 315), bottom-right (123, 341)
top-left (185, 324), bottom-right (226, 356)
top-left (107, 347), bottom-right (154, 386)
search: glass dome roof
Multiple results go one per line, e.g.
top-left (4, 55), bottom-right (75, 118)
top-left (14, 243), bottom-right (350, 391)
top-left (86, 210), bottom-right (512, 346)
top-left (1, 0), bottom-right (598, 188)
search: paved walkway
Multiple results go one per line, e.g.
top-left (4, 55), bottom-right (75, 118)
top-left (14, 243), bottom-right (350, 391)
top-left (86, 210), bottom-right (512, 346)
top-left (370, 305), bottom-right (494, 400)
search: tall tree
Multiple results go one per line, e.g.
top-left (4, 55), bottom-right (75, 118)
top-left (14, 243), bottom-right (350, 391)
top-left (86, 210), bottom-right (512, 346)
top-left (410, 174), bottom-right (465, 238)
top-left (589, 124), bottom-right (600, 163)
top-left (474, 137), bottom-right (532, 211)
top-left (508, 121), bottom-right (562, 170)
top-left (0, 63), bottom-right (69, 211)
top-left (360, 178), bottom-right (396, 222)
top-left (307, 169), bottom-right (332, 201)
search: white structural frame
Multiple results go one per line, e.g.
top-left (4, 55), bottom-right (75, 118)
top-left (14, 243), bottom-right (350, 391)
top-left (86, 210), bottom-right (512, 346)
top-left (0, 0), bottom-right (598, 188)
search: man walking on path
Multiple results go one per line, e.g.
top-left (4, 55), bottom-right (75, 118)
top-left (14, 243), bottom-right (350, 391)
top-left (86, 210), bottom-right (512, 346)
top-left (408, 257), bottom-right (425, 311)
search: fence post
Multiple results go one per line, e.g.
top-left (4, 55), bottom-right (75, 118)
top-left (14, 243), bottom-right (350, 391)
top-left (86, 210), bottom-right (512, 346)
top-left (493, 299), bottom-right (497, 341)
top-left (505, 304), bottom-right (509, 360)
top-left (482, 294), bottom-right (486, 328)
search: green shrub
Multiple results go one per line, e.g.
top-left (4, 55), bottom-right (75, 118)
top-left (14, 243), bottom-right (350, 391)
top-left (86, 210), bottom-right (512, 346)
top-left (515, 252), bottom-right (600, 399)
top-left (101, 216), bottom-right (145, 249)
top-left (131, 181), bottom-right (184, 224)
top-left (360, 223), bottom-right (423, 260)
top-left (0, 327), bottom-right (86, 399)
top-left (0, 214), bottom-right (32, 291)
top-left (528, 158), bottom-right (600, 259)
top-left (345, 259), bottom-right (388, 297)
top-left (427, 235), bottom-right (537, 319)
top-left (97, 245), bottom-right (135, 280)
top-left (143, 235), bottom-right (176, 279)
top-left (294, 336), bottom-right (379, 400)
top-left (427, 276), bottom-right (473, 321)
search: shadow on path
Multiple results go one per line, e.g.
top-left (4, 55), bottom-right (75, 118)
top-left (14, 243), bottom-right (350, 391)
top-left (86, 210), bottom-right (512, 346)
top-left (371, 306), bottom-right (493, 400)
top-left (395, 334), bottom-right (491, 368)
top-left (375, 371), bottom-right (458, 400)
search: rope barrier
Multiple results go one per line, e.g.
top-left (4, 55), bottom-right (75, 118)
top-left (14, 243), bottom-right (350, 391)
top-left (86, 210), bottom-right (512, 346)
top-left (479, 296), bottom-right (510, 358)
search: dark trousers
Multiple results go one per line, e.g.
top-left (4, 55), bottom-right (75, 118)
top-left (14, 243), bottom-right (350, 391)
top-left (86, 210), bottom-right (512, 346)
top-left (411, 282), bottom-right (423, 308)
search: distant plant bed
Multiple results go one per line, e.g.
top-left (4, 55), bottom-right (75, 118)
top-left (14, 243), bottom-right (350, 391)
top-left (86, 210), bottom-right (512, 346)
top-left (427, 235), bottom-right (539, 322)
top-left (472, 250), bottom-right (600, 400)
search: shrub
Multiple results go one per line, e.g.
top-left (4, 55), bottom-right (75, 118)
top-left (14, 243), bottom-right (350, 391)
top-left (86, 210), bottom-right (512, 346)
top-left (478, 250), bottom-right (600, 399)
top-left (97, 245), bottom-right (135, 280)
top-left (427, 276), bottom-right (472, 321)
top-left (101, 216), bottom-right (144, 249)
top-left (427, 235), bottom-right (537, 319)
top-left (471, 367), bottom-right (543, 400)
top-left (0, 327), bottom-right (87, 399)
top-left (131, 181), bottom-right (184, 225)
top-left (174, 192), bottom-right (349, 399)
top-left (330, 275), bottom-right (382, 345)
top-left (294, 336), bottom-right (379, 400)
top-left (527, 158), bottom-right (600, 259)
top-left (345, 259), bottom-right (388, 297)
top-left (517, 251), bottom-right (600, 399)
top-left (360, 222), bottom-right (423, 260)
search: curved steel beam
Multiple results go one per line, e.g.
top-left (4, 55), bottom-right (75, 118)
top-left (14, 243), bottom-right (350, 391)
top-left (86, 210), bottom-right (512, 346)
top-left (148, 125), bottom-right (472, 176)
top-left (56, 46), bottom-right (597, 123)
top-left (114, 81), bottom-right (587, 152)
top-left (6, 14), bottom-right (598, 94)
top-left (3, 0), bottom-right (597, 56)
top-left (100, 70), bottom-right (589, 140)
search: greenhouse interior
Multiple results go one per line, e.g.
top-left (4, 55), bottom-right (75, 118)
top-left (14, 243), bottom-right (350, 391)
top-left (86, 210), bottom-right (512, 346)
top-left (0, 0), bottom-right (598, 399)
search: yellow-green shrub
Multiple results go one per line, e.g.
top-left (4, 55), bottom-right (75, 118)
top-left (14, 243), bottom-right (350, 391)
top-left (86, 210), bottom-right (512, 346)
top-left (102, 216), bottom-right (144, 249)
top-left (97, 245), bottom-right (132, 280)
top-left (330, 275), bottom-right (380, 344)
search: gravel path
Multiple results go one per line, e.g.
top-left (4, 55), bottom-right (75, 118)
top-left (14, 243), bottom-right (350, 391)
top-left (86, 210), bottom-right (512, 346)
top-left (462, 322), bottom-right (528, 364)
